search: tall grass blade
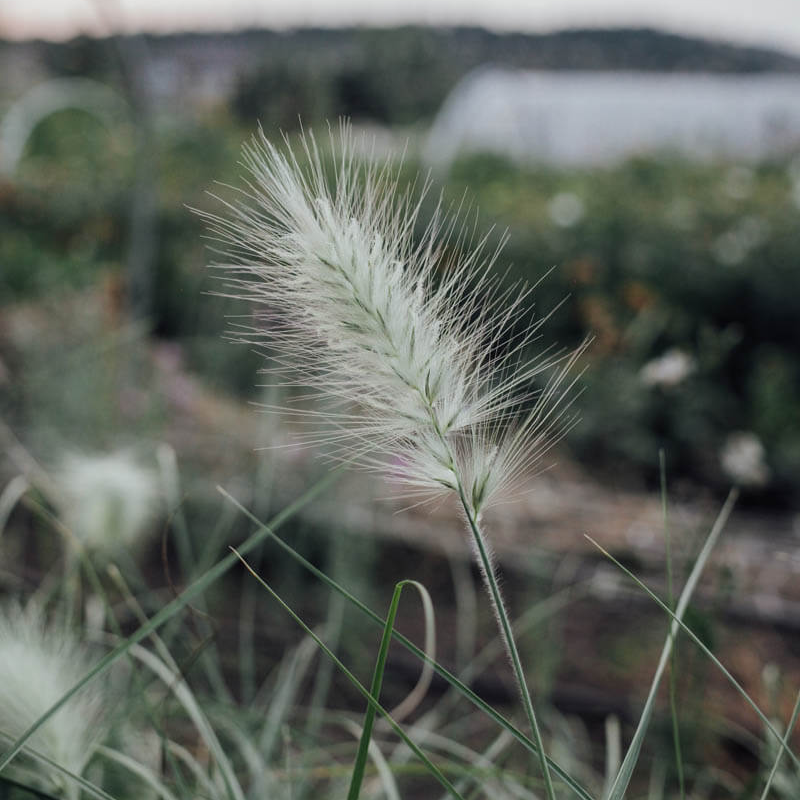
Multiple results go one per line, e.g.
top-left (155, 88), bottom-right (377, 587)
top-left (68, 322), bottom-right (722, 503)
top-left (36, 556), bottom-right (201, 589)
top-left (586, 528), bottom-right (800, 775)
top-left (0, 734), bottom-right (116, 800)
top-left (601, 488), bottom-right (738, 800)
top-left (758, 689), bottom-right (800, 800)
top-left (348, 579), bottom-right (431, 800)
top-left (0, 475), bottom-right (29, 538)
top-left (125, 642), bottom-right (245, 800)
top-left (342, 719), bottom-right (402, 800)
top-left (602, 715), bottom-right (621, 799)
top-left (258, 635), bottom-right (319, 759)
top-left (660, 450), bottom-right (684, 799)
top-left (0, 776), bottom-right (59, 800)
top-left (96, 745), bottom-right (180, 800)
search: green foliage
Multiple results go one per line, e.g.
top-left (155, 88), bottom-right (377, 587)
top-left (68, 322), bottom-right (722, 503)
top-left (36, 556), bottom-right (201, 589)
top-left (446, 153), bottom-right (800, 503)
top-left (232, 60), bottom-right (333, 131)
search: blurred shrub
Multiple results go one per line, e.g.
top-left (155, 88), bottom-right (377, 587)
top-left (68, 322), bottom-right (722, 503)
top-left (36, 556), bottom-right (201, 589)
top-left (446, 153), bottom-right (800, 502)
top-left (232, 28), bottom-right (455, 128)
top-left (233, 59), bottom-right (332, 131)
top-left (0, 110), bottom-right (128, 301)
top-left (41, 35), bottom-right (115, 79)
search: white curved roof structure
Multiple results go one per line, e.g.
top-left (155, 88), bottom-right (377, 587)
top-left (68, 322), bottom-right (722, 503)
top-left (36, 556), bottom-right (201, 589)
top-left (425, 68), bottom-right (800, 166)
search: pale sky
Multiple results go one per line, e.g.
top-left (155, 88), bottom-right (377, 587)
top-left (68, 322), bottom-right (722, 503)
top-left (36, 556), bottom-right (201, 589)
top-left (2, 0), bottom-right (800, 57)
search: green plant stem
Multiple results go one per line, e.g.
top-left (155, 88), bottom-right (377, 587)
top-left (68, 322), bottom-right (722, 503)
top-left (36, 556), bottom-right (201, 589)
top-left (415, 379), bottom-right (555, 798)
top-left (456, 487), bottom-right (556, 800)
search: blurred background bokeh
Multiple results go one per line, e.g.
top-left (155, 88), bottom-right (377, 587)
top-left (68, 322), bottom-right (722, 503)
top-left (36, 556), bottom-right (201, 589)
top-left (2, 2), bottom-right (800, 793)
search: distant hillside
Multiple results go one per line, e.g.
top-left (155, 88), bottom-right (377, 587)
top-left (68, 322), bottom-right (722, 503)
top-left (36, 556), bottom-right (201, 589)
top-left (2, 26), bottom-right (800, 125)
top-left (83, 25), bottom-right (800, 72)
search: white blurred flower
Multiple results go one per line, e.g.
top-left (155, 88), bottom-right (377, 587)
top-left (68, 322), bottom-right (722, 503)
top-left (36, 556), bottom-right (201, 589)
top-left (640, 348), bottom-right (695, 388)
top-left (713, 215), bottom-right (770, 266)
top-left (720, 431), bottom-right (770, 487)
top-left (547, 191), bottom-right (584, 227)
top-left (57, 450), bottom-right (159, 553)
top-left (0, 602), bottom-right (105, 795)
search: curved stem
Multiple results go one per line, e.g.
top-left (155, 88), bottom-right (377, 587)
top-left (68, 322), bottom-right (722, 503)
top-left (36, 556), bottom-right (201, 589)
top-left (456, 486), bottom-right (556, 800)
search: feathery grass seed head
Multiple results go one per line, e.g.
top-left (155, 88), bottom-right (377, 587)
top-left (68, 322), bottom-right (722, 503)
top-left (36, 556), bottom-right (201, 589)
top-left (203, 125), bottom-right (584, 514)
top-left (56, 449), bottom-right (159, 554)
top-left (0, 602), bottom-right (106, 794)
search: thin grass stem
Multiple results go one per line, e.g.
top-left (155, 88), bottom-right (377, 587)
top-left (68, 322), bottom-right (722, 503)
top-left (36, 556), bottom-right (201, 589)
top-left (348, 580), bottom-right (409, 800)
top-left (601, 488), bottom-right (738, 800)
top-left (457, 487), bottom-right (556, 800)
top-left (587, 490), bottom-right (800, 779)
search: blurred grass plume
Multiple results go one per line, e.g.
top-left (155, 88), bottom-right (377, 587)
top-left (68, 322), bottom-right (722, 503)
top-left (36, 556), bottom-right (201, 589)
top-left (0, 601), bottom-right (106, 797)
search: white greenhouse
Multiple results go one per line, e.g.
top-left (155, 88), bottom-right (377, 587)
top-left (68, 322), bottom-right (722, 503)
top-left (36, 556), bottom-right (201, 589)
top-left (425, 68), bottom-right (800, 167)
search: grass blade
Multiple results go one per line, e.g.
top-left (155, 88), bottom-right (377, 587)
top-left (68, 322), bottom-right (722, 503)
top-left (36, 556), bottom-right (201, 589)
top-left (0, 775), bottom-right (60, 800)
top-left (0, 734), bottom-right (117, 800)
top-left (759, 689), bottom-right (800, 800)
top-left (96, 745), bottom-right (181, 800)
top-left (348, 579), bottom-right (431, 800)
top-left (601, 488), bottom-right (738, 800)
top-left (660, 450), bottom-right (685, 799)
top-left (586, 528), bottom-right (800, 776)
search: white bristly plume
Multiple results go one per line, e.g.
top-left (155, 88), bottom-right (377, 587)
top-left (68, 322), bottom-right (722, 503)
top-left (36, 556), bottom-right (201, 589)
top-left (204, 125), bottom-right (587, 798)
top-left (0, 602), bottom-right (105, 796)
top-left (203, 125), bottom-right (584, 519)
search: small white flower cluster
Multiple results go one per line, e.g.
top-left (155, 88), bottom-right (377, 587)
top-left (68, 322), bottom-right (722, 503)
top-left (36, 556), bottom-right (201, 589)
top-left (56, 450), bottom-right (159, 554)
top-left (640, 348), bottom-right (695, 388)
top-left (205, 127), bottom-right (583, 516)
top-left (0, 602), bottom-right (105, 794)
top-left (720, 430), bottom-right (770, 487)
